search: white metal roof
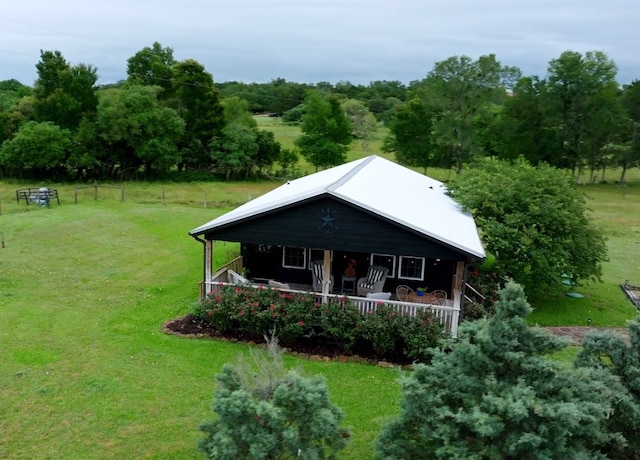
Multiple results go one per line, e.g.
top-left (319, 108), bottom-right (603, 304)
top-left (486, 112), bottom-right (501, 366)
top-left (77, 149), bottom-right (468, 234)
top-left (190, 155), bottom-right (485, 259)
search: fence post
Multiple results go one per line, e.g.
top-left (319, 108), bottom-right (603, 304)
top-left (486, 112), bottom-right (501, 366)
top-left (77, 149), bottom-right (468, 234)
top-left (120, 185), bottom-right (124, 202)
top-left (204, 191), bottom-right (208, 209)
top-left (94, 182), bottom-right (98, 201)
top-left (74, 188), bottom-right (78, 204)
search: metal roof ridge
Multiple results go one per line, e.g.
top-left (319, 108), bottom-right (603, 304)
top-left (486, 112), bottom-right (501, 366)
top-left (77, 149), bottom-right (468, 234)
top-left (326, 155), bottom-right (378, 193)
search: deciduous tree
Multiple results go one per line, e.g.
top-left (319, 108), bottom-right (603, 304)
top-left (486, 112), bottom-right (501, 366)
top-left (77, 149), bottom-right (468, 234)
top-left (126, 42), bottom-right (176, 100)
top-left (411, 54), bottom-right (520, 172)
top-left (210, 123), bottom-right (258, 179)
top-left (545, 50), bottom-right (619, 173)
top-left (341, 98), bottom-right (377, 152)
top-left (447, 158), bottom-right (607, 293)
top-left (222, 96), bottom-right (257, 128)
top-left (497, 76), bottom-right (558, 164)
top-left (0, 121), bottom-right (71, 178)
top-left (618, 80), bottom-right (640, 182)
top-left (33, 50), bottom-right (98, 131)
top-left (255, 130), bottom-right (282, 174)
top-left (174, 59), bottom-right (225, 170)
top-left (383, 97), bottom-right (436, 172)
top-left (95, 85), bottom-right (184, 177)
top-left (295, 90), bottom-right (351, 170)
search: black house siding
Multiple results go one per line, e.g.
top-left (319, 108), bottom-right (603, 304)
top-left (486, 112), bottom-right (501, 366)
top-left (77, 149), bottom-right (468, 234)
top-left (203, 195), bottom-right (467, 260)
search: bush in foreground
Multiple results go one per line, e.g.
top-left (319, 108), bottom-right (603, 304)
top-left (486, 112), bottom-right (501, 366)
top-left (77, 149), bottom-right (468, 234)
top-left (575, 319), bottom-right (640, 459)
top-left (375, 282), bottom-right (624, 459)
top-left (198, 338), bottom-right (350, 459)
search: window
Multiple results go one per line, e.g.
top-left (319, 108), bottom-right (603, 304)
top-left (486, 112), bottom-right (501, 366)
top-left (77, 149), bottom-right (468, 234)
top-left (308, 248), bottom-right (332, 269)
top-left (370, 253), bottom-right (396, 278)
top-left (282, 246), bottom-right (306, 269)
top-left (398, 256), bottom-right (425, 280)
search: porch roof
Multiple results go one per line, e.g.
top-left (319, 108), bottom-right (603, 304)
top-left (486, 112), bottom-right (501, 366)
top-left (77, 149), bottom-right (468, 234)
top-left (190, 155), bottom-right (485, 260)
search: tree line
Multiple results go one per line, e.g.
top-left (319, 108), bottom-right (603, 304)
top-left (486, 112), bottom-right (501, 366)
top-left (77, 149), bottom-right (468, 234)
top-left (385, 51), bottom-right (640, 182)
top-left (0, 42), bottom-right (639, 181)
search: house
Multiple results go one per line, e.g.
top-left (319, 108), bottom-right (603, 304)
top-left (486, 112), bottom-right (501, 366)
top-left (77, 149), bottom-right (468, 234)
top-left (189, 155), bottom-right (485, 335)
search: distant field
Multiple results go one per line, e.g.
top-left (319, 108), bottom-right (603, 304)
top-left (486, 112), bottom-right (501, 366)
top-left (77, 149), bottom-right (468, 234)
top-left (254, 114), bottom-right (399, 175)
top-left (527, 180), bottom-right (640, 326)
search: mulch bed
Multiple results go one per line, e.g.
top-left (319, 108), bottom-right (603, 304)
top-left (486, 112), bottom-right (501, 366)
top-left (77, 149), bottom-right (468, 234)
top-left (162, 313), bottom-right (408, 367)
top-left (163, 314), bottom-right (634, 366)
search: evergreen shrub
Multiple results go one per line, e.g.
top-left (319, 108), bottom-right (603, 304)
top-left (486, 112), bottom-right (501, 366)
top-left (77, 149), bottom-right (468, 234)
top-left (199, 338), bottom-right (350, 459)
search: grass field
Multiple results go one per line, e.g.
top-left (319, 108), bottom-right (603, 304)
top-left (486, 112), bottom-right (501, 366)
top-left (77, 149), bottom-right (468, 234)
top-left (1, 142), bottom-right (639, 457)
top-left (254, 115), bottom-right (401, 176)
top-left (0, 193), bottom-right (403, 459)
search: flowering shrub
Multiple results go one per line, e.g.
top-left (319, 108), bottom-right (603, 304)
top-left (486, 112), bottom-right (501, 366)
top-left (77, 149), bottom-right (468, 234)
top-left (194, 284), bottom-right (446, 363)
top-left (317, 296), bottom-right (363, 352)
top-left (360, 305), bottom-right (410, 356)
top-left (195, 284), bottom-right (318, 344)
top-left (401, 311), bottom-right (447, 362)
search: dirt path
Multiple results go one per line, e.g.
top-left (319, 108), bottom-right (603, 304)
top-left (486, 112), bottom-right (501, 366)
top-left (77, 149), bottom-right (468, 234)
top-left (544, 326), bottom-right (630, 345)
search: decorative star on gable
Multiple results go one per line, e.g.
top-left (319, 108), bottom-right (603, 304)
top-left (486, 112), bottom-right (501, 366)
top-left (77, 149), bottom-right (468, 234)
top-left (317, 208), bottom-right (339, 233)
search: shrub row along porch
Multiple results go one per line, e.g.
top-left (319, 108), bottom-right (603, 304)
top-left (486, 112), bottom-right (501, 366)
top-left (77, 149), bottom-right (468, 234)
top-left (205, 276), bottom-right (460, 338)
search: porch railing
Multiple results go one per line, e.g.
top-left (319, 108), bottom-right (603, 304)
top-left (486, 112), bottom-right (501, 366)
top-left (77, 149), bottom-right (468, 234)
top-left (199, 256), bottom-right (244, 299)
top-left (204, 281), bottom-right (460, 338)
top-left (464, 281), bottom-right (486, 305)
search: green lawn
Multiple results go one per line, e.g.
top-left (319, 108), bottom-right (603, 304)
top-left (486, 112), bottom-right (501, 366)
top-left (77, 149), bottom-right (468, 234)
top-left (0, 187), bottom-right (402, 459)
top-left (1, 165), bottom-right (639, 458)
top-left (527, 180), bottom-right (640, 326)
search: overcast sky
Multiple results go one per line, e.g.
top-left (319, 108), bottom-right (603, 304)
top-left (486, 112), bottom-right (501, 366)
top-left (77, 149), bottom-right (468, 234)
top-left (1, 0), bottom-right (639, 87)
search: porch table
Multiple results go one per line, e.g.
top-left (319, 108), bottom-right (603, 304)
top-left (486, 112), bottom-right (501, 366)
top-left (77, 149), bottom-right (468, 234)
top-left (407, 292), bottom-right (437, 304)
top-left (341, 276), bottom-right (357, 295)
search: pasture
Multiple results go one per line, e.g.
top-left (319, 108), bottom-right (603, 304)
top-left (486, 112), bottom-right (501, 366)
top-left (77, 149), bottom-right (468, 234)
top-left (0, 182), bottom-right (400, 459)
top-left (0, 164), bottom-right (639, 458)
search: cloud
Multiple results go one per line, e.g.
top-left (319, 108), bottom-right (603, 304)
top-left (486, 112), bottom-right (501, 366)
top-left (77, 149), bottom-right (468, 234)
top-left (1, 0), bottom-right (638, 86)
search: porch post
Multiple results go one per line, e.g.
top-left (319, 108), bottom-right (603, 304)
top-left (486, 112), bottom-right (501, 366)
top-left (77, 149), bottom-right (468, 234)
top-left (205, 239), bottom-right (214, 295)
top-left (321, 249), bottom-right (331, 301)
top-left (450, 260), bottom-right (465, 338)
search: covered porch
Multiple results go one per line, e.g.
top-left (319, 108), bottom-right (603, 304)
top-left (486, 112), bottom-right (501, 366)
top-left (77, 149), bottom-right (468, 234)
top-left (199, 254), bottom-right (463, 337)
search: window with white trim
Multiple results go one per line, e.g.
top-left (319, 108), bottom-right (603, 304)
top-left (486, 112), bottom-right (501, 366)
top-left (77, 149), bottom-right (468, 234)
top-left (370, 253), bottom-right (396, 278)
top-left (398, 256), bottom-right (425, 280)
top-left (282, 247), bottom-right (306, 269)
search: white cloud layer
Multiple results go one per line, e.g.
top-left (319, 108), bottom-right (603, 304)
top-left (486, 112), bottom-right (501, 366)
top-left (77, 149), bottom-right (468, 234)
top-left (1, 0), bottom-right (638, 86)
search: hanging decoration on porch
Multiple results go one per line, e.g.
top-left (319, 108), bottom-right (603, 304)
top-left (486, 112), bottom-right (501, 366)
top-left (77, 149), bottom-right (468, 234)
top-left (344, 258), bottom-right (356, 277)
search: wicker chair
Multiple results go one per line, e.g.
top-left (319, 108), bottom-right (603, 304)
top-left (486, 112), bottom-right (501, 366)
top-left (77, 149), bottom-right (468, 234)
top-left (356, 265), bottom-right (389, 296)
top-left (432, 289), bottom-right (448, 305)
top-left (395, 285), bottom-right (414, 301)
